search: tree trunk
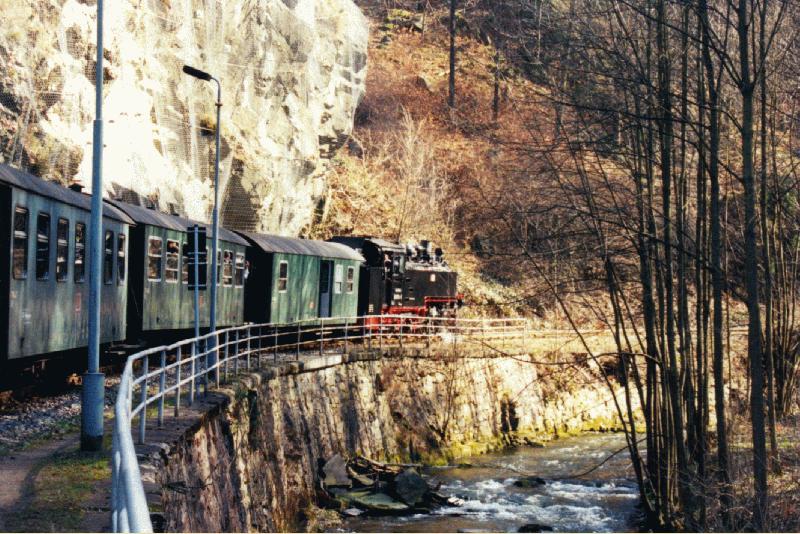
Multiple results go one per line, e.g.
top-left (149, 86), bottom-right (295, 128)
top-left (737, 0), bottom-right (768, 526)
top-left (448, 0), bottom-right (457, 109)
top-left (699, 0), bottom-right (732, 525)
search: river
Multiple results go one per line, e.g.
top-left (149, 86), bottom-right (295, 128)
top-left (341, 433), bottom-right (641, 533)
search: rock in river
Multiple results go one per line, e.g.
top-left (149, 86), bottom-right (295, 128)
top-left (518, 524), bottom-right (554, 532)
top-left (331, 488), bottom-right (410, 513)
top-left (513, 476), bottom-right (547, 488)
top-left (393, 468), bottom-right (430, 506)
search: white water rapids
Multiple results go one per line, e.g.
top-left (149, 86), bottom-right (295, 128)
top-left (341, 433), bottom-right (640, 533)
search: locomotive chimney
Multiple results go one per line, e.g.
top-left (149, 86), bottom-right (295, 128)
top-left (420, 240), bottom-right (431, 261)
top-left (68, 181), bottom-right (84, 193)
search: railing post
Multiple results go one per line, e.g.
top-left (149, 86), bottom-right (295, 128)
top-left (189, 341), bottom-right (196, 405)
top-left (379, 318), bottom-right (384, 353)
top-left (296, 323), bottom-right (301, 360)
top-left (258, 325), bottom-right (263, 368)
top-left (453, 321), bottom-right (458, 358)
top-left (234, 329), bottom-right (240, 376)
top-left (214, 334), bottom-right (221, 389)
top-left (524, 320), bottom-right (530, 349)
top-left (482, 321), bottom-right (487, 358)
top-left (319, 319), bottom-right (324, 356)
top-left (273, 325), bottom-right (278, 362)
top-left (224, 330), bottom-right (230, 383)
top-left (247, 326), bottom-right (252, 370)
top-left (343, 318), bottom-right (349, 356)
top-left (175, 345), bottom-right (182, 416)
top-left (427, 316), bottom-right (432, 358)
top-left (158, 349), bottom-right (166, 428)
top-left (399, 320), bottom-right (404, 352)
top-left (111, 438), bottom-right (120, 532)
top-left (138, 355), bottom-right (148, 444)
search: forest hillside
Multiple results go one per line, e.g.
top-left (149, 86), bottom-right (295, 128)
top-left (309, 1), bottom-right (800, 531)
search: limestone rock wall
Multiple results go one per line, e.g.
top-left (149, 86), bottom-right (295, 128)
top-left (0, 0), bottom-right (367, 234)
top-left (153, 354), bottom-right (625, 532)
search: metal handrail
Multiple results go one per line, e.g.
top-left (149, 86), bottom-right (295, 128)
top-left (110, 314), bottom-right (531, 532)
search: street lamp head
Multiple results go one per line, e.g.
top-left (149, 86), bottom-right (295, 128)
top-left (182, 64), bottom-right (212, 81)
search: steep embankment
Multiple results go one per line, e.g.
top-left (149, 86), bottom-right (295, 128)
top-left (0, 0), bottom-right (367, 234)
top-left (145, 351), bottom-right (627, 532)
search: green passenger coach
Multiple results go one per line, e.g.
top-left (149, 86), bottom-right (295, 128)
top-left (0, 164), bottom-right (133, 362)
top-left (239, 232), bottom-right (364, 325)
top-left (108, 200), bottom-right (247, 341)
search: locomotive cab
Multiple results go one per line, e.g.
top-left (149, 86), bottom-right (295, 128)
top-left (329, 236), bottom-right (461, 318)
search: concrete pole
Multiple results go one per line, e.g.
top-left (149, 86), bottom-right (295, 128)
top-left (182, 65), bottom-right (221, 383)
top-left (81, 0), bottom-right (105, 451)
top-left (208, 78), bottom-right (221, 384)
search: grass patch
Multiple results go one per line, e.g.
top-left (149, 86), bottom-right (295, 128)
top-left (5, 437), bottom-right (110, 532)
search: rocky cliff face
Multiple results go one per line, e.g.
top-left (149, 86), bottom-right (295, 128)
top-left (0, 0), bottom-right (367, 234)
top-left (145, 352), bottom-right (627, 532)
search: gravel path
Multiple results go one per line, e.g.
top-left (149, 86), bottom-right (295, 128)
top-left (0, 377), bottom-right (120, 454)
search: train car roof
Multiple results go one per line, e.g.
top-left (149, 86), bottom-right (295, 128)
top-left (106, 199), bottom-right (249, 246)
top-left (329, 236), bottom-right (406, 253)
top-left (238, 231), bottom-right (365, 261)
top-left (0, 163), bottom-right (134, 224)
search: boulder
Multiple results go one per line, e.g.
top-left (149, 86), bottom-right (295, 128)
top-left (518, 524), bottom-right (553, 532)
top-left (332, 488), bottom-right (410, 513)
top-left (347, 468), bottom-right (374, 488)
top-left (393, 468), bottom-right (429, 506)
top-left (322, 454), bottom-right (351, 488)
top-left (513, 476), bottom-right (547, 488)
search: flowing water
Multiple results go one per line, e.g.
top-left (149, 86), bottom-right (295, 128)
top-left (342, 433), bottom-right (641, 533)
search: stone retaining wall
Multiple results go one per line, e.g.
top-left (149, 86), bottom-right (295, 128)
top-left (147, 350), bottom-right (627, 532)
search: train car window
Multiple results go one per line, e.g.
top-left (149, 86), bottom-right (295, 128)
top-left (165, 239), bottom-right (180, 283)
top-left (117, 234), bottom-right (126, 284)
top-left (12, 207), bottom-right (29, 280)
top-left (56, 218), bottom-right (69, 282)
top-left (36, 212), bottom-right (50, 281)
top-left (103, 231), bottom-right (114, 284)
top-left (217, 251), bottom-right (222, 285)
top-left (320, 262), bottom-right (330, 293)
top-left (346, 266), bottom-right (355, 293)
top-left (74, 223), bottom-right (85, 283)
top-left (181, 243), bottom-right (189, 284)
top-left (222, 250), bottom-right (233, 286)
top-left (147, 237), bottom-right (163, 281)
top-left (234, 253), bottom-right (245, 287)
top-left (334, 264), bottom-right (343, 294)
top-left (278, 261), bottom-right (288, 292)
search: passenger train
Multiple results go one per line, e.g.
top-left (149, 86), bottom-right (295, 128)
top-left (0, 163), bottom-right (460, 378)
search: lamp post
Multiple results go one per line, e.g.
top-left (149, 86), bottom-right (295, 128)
top-left (81, 0), bottom-right (105, 452)
top-left (183, 65), bottom-right (221, 382)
